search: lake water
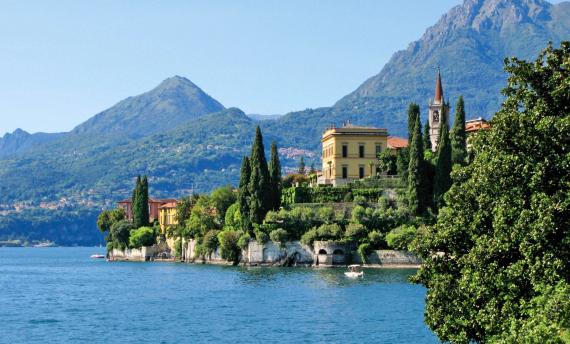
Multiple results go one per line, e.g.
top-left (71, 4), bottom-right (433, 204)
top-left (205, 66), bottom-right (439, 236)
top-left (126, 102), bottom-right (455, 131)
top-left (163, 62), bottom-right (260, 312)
top-left (0, 247), bottom-right (437, 343)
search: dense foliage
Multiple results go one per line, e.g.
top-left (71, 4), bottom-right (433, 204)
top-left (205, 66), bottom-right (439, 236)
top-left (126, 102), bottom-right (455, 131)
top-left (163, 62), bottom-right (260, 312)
top-left (450, 96), bottom-right (467, 165)
top-left (129, 227), bottom-right (155, 248)
top-left (412, 42), bottom-right (570, 343)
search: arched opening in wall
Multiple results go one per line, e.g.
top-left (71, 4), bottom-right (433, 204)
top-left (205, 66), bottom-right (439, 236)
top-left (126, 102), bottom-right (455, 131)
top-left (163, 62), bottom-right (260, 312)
top-left (262, 248), bottom-right (269, 262)
top-left (318, 249), bottom-right (328, 255)
top-left (332, 249), bottom-right (345, 265)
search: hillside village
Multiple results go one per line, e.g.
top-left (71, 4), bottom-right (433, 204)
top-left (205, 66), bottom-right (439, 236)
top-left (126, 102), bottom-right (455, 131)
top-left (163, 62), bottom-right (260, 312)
top-left (100, 70), bottom-right (489, 266)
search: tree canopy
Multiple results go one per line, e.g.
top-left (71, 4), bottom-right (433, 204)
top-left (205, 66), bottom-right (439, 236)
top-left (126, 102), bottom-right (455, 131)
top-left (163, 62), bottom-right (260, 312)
top-left (412, 42), bottom-right (570, 343)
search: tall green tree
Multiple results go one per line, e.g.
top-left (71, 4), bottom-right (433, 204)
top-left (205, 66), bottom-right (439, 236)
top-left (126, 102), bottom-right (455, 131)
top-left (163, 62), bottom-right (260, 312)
top-left (248, 126), bottom-right (271, 225)
top-left (268, 141), bottom-right (282, 210)
top-left (407, 112), bottom-right (425, 215)
top-left (131, 176), bottom-right (144, 228)
top-left (396, 148), bottom-right (409, 180)
top-left (298, 156), bottom-right (306, 175)
top-left (451, 95), bottom-right (467, 165)
top-left (423, 119), bottom-right (432, 151)
top-left (412, 42), bottom-right (570, 343)
top-left (407, 103), bottom-right (420, 143)
top-left (238, 156), bottom-right (252, 233)
top-left (432, 121), bottom-right (452, 211)
top-left (140, 175), bottom-right (150, 226)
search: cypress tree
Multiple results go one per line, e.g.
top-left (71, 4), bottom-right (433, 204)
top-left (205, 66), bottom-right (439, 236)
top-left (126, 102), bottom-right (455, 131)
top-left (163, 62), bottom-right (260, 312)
top-left (423, 120), bottom-right (432, 151)
top-left (238, 157), bottom-right (252, 232)
top-left (451, 95), bottom-right (467, 165)
top-left (268, 142), bottom-right (282, 210)
top-left (140, 175), bottom-right (149, 227)
top-left (433, 121), bottom-right (452, 211)
top-left (298, 157), bottom-right (306, 175)
top-left (131, 175), bottom-right (143, 228)
top-left (407, 103), bottom-right (420, 143)
top-left (248, 126), bottom-right (271, 224)
top-left (407, 113), bottom-right (425, 215)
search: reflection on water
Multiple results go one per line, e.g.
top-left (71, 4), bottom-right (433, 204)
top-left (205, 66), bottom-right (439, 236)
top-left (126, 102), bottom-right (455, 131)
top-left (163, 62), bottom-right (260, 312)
top-left (0, 248), bottom-right (436, 344)
top-left (234, 265), bottom-right (417, 288)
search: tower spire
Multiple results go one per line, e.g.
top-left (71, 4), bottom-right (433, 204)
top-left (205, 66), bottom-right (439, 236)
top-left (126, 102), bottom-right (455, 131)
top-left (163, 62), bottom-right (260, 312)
top-left (434, 67), bottom-right (443, 103)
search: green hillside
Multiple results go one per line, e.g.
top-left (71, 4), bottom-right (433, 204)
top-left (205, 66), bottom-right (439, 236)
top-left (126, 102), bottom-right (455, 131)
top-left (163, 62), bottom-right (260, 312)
top-left (1, 0), bottom-right (568, 245)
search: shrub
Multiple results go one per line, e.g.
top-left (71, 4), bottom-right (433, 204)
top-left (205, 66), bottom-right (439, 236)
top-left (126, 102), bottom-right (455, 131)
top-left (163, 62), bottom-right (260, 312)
top-left (316, 223), bottom-right (343, 241)
top-left (237, 232), bottom-right (251, 250)
top-left (203, 230), bottom-right (220, 254)
top-left (368, 231), bottom-right (386, 248)
top-left (386, 225), bottom-right (416, 250)
top-left (353, 195), bottom-right (367, 206)
top-left (193, 243), bottom-right (205, 258)
top-left (351, 205), bottom-right (366, 223)
top-left (224, 202), bottom-right (241, 229)
top-left (300, 227), bottom-right (318, 246)
top-left (344, 223), bottom-right (367, 241)
top-left (217, 230), bottom-right (242, 264)
top-left (109, 220), bottom-right (132, 249)
top-left (173, 238), bottom-right (182, 258)
top-left (254, 229), bottom-right (269, 244)
top-left (358, 243), bottom-right (371, 264)
top-left (129, 226), bottom-right (155, 248)
top-left (269, 228), bottom-right (289, 243)
top-left (378, 196), bottom-right (390, 212)
top-left (316, 206), bottom-right (335, 224)
top-left (343, 191), bottom-right (353, 202)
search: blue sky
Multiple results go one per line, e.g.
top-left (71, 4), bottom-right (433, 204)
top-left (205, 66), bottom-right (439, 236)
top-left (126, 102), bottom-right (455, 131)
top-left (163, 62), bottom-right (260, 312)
top-left (0, 0), bottom-right (564, 135)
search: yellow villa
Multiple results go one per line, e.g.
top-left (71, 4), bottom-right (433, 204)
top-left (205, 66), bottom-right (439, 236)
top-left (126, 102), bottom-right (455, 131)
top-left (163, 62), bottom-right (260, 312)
top-left (319, 122), bottom-right (388, 186)
top-left (158, 201), bottom-right (178, 234)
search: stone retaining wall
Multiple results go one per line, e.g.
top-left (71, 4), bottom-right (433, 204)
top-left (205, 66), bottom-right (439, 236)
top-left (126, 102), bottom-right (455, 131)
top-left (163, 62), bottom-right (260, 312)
top-left (109, 240), bottom-right (421, 267)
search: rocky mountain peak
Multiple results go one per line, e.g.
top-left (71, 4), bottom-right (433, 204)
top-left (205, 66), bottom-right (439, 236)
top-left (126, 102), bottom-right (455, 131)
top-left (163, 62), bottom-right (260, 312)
top-left (426, 0), bottom-right (552, 39)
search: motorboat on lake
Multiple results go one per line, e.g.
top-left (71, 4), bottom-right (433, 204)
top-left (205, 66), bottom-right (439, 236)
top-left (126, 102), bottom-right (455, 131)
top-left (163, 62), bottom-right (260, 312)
top-left (344, 265), bottom-right (364, 278)
top-left (90, 254), bottom-right (105, 259)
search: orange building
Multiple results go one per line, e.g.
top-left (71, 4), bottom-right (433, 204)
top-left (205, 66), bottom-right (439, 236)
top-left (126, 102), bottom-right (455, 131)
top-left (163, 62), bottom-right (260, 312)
top-left (117, 198), bottom-right (178, 224)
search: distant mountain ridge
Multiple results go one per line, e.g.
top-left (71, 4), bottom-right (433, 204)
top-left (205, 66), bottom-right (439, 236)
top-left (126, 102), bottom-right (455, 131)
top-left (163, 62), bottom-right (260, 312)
top-left (73, 75), bottom-right (225, 139)
top-left (0, 0), bottom-right (568, 245)
top-left (0, 129), bottom-right (64, 158)
top-left (336, 0), bottom-right (570, 129)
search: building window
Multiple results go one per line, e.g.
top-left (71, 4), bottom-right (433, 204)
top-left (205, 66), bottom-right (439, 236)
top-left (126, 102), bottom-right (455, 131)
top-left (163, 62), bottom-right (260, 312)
top-left (376, 144), bottom-right (382, 156)
top-left (342, 145), bottom-right (348, 158)
top-left (359, 145), bottom-right (365, 158)
top-left (342, 166), bottom-right (348, 179)
top-left (359, 166), bottom-right (365, 179)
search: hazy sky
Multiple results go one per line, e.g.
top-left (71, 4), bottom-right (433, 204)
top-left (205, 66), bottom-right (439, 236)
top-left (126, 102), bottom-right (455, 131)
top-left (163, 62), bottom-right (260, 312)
top-left (0, 0), bottom-right (565, 135)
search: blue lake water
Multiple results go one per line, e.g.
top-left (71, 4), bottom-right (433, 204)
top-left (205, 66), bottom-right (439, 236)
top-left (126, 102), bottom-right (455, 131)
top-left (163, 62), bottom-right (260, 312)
top-left (0, 247), bottom-right (437, 343)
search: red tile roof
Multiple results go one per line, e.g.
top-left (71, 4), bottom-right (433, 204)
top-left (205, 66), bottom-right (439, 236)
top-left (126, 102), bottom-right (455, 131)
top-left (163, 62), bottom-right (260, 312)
top-left (387, 136), bottom-right (408, 149)
top-left (465, 118), bottom-right (490, 133)
top-left (159, 202), bottom-right (178, 209)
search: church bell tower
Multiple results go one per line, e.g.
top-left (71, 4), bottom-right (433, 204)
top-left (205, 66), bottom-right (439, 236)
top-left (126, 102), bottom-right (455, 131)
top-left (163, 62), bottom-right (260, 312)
top-left (428, 68), bottom-right (449, 152)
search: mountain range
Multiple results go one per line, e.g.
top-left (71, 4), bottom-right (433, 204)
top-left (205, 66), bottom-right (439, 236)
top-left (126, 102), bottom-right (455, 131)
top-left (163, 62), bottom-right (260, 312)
top-left (0, 0), bottom-right (568, 245)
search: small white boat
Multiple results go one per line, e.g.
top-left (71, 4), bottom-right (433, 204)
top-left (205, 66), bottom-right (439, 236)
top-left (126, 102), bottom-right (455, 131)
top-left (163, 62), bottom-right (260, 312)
top-left (90, 254), bottom-right (105, 259)
top-left (344, 264), bottom-right (364, 278)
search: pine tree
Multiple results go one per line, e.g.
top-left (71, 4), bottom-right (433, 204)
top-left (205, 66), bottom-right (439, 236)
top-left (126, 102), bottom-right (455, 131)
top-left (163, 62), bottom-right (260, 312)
top-left (451, 95), bottom-right (467, 165)
top-left (298, 157), bottom-right (306, 175)
top-left (433, 121), bottom-right (452, 211)
top-left (238, 157), bottom-right (252, 232)
top-left (407, 103), bottom-right (420, 143)
top-left (248, 126), bottom-right (271, 225)
top-left (423, 119), bottom-right (432, 151)
top-left (140, 175), bottom-right (149, 227)
top-left (268, 142), bottom-right (282, 210)
top-left (407, 113), bottom-right (425, 215)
